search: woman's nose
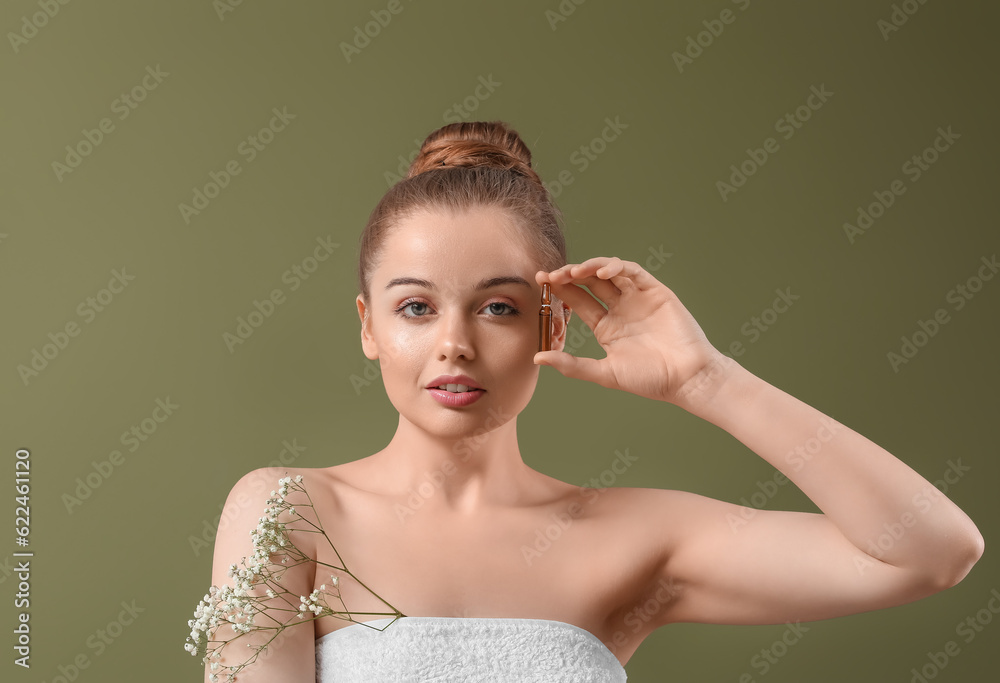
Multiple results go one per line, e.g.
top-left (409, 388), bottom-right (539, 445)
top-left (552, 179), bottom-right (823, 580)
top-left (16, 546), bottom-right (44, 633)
top-left (435, 312), bottom-right (475, 360)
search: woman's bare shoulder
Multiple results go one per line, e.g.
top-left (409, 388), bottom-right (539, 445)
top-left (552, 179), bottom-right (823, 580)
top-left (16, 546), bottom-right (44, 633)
top-left (232, 459), bottom-right (368, 494)
top-left (269, 458), bottom-right (390, 521)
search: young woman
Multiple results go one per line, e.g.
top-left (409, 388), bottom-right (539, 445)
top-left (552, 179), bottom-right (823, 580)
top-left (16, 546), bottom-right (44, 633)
top-left (204, 121), bottom-right (984, 682)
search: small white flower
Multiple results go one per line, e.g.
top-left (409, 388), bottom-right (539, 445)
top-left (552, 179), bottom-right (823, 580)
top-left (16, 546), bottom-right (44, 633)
top-left (184, 476), bottom-right (402, 678)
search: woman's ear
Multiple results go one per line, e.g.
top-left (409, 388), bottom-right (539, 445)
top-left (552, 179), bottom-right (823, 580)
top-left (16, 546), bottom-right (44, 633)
top-left (552, 303), bottom-right (572, 352)
top-left (356, 295), bottom-right (379, 360)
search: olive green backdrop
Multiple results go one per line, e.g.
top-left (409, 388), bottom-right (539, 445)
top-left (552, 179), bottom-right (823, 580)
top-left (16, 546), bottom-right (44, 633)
top-left (1, 1), bottom-right (997, 681)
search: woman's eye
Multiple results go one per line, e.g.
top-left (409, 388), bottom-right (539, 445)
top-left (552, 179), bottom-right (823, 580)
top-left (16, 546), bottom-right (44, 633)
top-left (485, 302), bottom-right (519, 316)
top-left (397, 301), bottom-right (429, 317)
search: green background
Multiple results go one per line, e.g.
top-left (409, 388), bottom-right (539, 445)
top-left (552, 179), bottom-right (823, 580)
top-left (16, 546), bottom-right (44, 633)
top-left (2, 0), bottom-right (998, 681)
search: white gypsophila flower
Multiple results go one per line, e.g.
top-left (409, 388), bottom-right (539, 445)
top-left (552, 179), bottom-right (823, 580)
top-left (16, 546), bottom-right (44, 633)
top-left (186, 474), bottom-right (404, 679)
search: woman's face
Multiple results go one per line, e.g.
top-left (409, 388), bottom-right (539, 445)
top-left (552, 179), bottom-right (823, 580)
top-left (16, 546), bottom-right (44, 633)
top-left (357, 206), bottom-right (560, 440)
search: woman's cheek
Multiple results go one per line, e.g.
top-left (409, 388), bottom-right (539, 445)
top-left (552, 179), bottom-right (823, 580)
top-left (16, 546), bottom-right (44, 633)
top-left (385, 326), bottom-right (430, 367)
top-left (507, 321), bottom-right (537, 359)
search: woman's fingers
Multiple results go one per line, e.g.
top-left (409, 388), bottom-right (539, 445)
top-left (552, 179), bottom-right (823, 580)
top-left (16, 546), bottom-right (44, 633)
top-left (538, 261), bottom-right (622, 333)
top-left (576, 274), bottom-right (622, 302)
top-left (549, 257), bottom-right (658, 293)
top-left (595, 258), bottom-right (665, 293)
top-left (533, 350), bottom-right (609, 386)
top-left (540, 257), bottom-right (650, 308)
top-left (537, 256), bottom-right (669, 340)
top-left (549, 281), bottom-right (608, 331)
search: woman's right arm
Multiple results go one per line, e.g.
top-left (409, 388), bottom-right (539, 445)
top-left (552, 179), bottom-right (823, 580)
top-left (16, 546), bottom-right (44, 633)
top-left (203, 467), bottom-right (317, 683)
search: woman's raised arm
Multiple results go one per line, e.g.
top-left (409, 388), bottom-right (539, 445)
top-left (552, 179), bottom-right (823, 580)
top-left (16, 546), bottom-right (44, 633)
top-left (535, 257), bottom-right (984, 625)
top-left (648, 355), bottom-right (982, 626)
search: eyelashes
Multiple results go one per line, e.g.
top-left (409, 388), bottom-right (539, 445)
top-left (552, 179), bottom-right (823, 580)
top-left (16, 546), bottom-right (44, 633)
top-left (393, 299), bottom-right (521, 319)
top-left (394, 299), bottom-right (431, 317)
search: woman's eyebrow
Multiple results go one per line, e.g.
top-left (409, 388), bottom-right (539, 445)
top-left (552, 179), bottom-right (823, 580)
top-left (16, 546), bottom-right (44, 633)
top-left (385, 275), bottom-right (532, 291)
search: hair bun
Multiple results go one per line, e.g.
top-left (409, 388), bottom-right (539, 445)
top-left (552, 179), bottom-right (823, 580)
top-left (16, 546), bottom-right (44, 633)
top-left (407, 120), bottom-right (542, 186)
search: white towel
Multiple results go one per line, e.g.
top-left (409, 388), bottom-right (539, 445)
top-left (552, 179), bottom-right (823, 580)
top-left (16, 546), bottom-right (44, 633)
top-left (315, 616), bottom-right (628, 682)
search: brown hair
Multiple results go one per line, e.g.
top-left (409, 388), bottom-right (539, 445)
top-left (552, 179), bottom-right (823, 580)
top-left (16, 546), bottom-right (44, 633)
top-left (356, 121), bottom-right (568, 312)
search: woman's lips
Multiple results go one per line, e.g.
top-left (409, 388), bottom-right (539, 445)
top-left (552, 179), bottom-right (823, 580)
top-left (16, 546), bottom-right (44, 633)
top-left (426, 387), bottom-right (485, 407)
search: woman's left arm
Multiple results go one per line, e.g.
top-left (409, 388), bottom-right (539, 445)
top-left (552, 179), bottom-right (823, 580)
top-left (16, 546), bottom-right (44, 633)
top-left (536, 257), bottom-right (984, 625)
top-left (682, 351), bottom-right (983, 583)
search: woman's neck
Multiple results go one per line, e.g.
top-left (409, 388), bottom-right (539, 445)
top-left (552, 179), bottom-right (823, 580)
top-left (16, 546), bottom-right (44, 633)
top-left (368, 415), bottom-right (537, 514)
